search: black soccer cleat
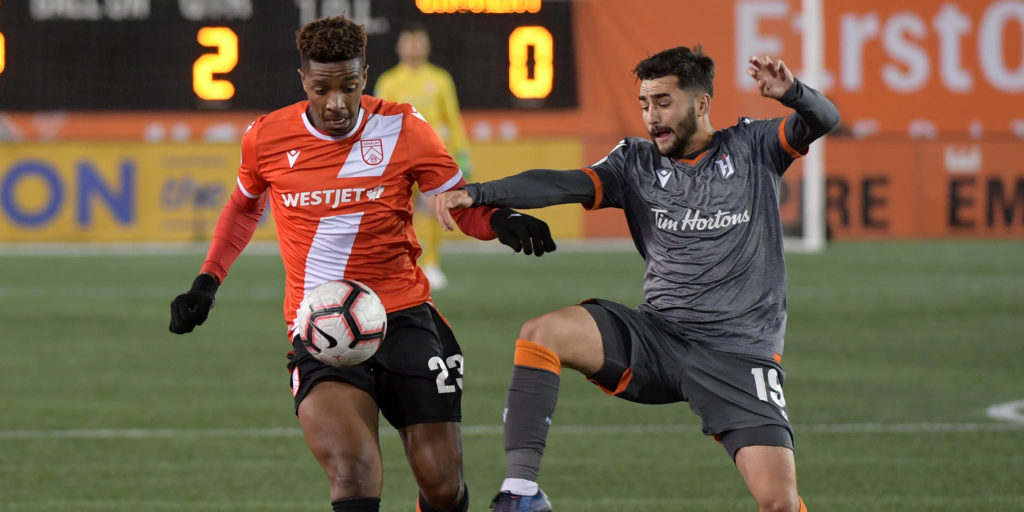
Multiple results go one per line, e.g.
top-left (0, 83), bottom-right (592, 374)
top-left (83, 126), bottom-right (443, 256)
top-left (489, 490), bottom-right (552, 512)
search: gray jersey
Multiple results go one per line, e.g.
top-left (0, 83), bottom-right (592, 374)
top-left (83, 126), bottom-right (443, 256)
top-left (586, 117), bottom-right (803, 358)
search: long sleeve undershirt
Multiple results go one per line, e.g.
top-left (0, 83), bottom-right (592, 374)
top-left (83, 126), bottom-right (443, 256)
top-left (201, 179), bottom-right (496, 283)
top-left (464, 79), bottom-right (839, 210)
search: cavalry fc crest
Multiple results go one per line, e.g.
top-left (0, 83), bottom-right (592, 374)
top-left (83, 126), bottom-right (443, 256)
top-left (360, 139), bottom-right (383, 165)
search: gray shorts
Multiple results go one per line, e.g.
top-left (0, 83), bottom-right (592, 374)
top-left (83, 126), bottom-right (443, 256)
top-left (582, 299), bottom-right (793, 458)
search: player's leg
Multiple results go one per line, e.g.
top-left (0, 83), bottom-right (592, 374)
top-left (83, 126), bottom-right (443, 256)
top-left (489, 304), bottom-right (603, 511)
top-left (297, 380), bottom-right (384, 510)
top-left (399, 422), bottom-right (468, 511)
top-left (289, 335), bottom-right (387, 511)
top-left (376, 304), bottom-right (467, 511)
top-left (683, 344), bottom-right (805, 512)
top-left (734, 445), bottom-right (805, 512)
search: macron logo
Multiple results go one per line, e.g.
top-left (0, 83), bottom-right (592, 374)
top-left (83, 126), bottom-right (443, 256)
top-left (281, 186), bottom-right (384, 209)
top-left (286, 150), bottom-right (300, 168)
top-left (657, 168), bottom-right (672, 188)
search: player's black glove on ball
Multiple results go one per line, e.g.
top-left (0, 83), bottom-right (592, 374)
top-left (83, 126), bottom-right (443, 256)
top-left (490, 208), bottom-right (557, 257)
top-left (169, 273), bottom-right (220, 334)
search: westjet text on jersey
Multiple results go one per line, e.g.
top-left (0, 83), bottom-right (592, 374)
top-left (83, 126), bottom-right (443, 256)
top-left (281, 186), bottom-right (384, 209)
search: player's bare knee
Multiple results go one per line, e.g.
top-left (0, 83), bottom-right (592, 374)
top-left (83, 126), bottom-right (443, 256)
top-left (754, 490), bottom-right (800, 512)
top-left (417, 475), bottom-right (463, 509)
top-left (321, 452), bottom-right (380, 495)
top-left (518, 315), bottom-right (558, 348)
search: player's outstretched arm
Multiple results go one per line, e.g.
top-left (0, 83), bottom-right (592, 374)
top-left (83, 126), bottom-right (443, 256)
top-left (747, 55), bottom-right (840, 147)
top-left (436, 168), bottom-right (594, 231)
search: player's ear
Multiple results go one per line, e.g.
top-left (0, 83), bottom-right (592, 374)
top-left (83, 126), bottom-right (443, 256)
top-left (696, 93), bottom-right (711, 117)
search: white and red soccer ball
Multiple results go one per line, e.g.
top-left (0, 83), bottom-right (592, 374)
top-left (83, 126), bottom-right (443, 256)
top-left (296, 279), bottom-right (387, 367)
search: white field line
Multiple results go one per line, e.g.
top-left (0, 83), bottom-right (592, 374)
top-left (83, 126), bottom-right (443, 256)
top-left (1, 421), bottom-right (1021, 441)
top-left (987, 399), bottom-right (1024, 423)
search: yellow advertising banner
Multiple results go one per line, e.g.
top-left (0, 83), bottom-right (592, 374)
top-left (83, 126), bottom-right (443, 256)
top-left (0, 143), bottom-right (277, 242)
top-left (1, 141), bottom-right (584, 243)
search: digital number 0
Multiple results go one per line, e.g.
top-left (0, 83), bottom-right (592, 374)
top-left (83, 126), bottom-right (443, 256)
top-left (508, 26), bottom-right (553, 99)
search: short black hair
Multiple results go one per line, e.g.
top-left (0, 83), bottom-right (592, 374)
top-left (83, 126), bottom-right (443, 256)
top-left (296, 15), bottom-right (367, 68)
top-left (633, 45), bottom-right (715, 97)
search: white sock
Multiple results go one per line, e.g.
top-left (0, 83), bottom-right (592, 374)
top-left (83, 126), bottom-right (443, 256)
top-left (501, 478), bottom-right (539, 496)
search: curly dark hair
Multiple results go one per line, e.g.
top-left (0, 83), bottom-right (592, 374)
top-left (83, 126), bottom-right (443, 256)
top-left (633, 45), bottom-right (715, 97)
top-left (296, 15), bottom-right (367, 68)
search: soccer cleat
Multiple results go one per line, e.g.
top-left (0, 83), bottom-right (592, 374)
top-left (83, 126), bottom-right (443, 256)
top-left (489, 490), bottom-right (552, 512)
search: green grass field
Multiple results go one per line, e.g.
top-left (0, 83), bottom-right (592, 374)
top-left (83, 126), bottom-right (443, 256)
top-left (1, 240), bottom-right (1022, 511)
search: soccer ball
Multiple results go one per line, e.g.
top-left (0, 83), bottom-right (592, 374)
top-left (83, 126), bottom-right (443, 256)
top-left (297, 279), bottom-right (387, 367)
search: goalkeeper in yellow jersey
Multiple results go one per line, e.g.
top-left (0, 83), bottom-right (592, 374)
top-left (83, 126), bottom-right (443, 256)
top-left (375, 21), bottom-right (473, 290)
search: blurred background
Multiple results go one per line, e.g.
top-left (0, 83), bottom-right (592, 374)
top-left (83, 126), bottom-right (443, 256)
top-left (1, 2), bottom-right (1022, 511)
top-left (1, 0), bottom-right (1022, 246)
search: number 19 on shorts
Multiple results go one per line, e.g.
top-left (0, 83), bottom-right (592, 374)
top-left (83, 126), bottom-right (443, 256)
top-left (751, 367), bottom-right (787, 416)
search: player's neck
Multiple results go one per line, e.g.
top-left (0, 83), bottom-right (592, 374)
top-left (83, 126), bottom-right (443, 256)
top-left (678, 128), bottom-right (714, 158)
top-left (402, 59), bottom-right (426, 70)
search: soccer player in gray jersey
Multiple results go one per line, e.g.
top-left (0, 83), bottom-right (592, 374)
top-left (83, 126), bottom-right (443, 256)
top-left (437, 46), bottom-right (839, 512)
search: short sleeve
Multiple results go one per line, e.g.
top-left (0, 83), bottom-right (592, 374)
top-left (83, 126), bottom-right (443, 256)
top-left (403, 108), bottom-right (463, 196)
top-left (583, 138), bottom-right (631, 209)
top-left (236, 118), bottom-right (268, 198)
top-left (739, 117), bottom-right (803, 176)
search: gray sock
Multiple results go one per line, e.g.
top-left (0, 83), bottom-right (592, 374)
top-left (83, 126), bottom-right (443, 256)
top-left (503, 365), bottom-right (560, 481)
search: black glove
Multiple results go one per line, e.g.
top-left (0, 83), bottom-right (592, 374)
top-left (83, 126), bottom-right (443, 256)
top-left (169, 273), bottom-right (220, 334)
top-left (490, 208), bottom-right (557, 257)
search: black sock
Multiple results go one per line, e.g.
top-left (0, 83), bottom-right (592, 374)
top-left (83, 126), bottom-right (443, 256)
top-left (417, 486), bottom-right (469, 512)
top-left (331, 496), bottom-right (380, 512)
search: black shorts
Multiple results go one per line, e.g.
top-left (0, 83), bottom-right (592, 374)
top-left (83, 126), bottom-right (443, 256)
top-left (287, 302), bottom-right (463, 429)
top-left (582, 298), bottom-right (793, 458)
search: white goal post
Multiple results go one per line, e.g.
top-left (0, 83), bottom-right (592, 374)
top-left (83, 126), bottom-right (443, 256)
top-left (785, 0), bottom-right (827, 253)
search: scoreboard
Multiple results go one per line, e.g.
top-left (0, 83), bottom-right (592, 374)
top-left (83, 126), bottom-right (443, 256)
top-left (0, 0), bottom-right (577, 111)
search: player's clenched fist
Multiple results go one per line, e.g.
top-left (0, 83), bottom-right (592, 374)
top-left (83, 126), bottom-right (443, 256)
top-left (169, 273), bottom-right (219, 334)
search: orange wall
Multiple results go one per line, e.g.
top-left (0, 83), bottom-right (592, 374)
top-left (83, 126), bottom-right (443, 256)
top-left (2, 0), bottom-right (1021, 240)
top-left (826, 140), bottom-right (1024, 238)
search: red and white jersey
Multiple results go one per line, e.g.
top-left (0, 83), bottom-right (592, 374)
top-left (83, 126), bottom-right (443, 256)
top-left (236, 96), bottom-right (464, 330)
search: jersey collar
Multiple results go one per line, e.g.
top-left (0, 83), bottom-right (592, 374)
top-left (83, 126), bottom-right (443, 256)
top-left (673, 132), bottom-right (719, 165)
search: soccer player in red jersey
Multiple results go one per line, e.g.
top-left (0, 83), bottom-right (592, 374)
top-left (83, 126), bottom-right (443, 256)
top-left (169, 15), bottom-right (555, 512)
